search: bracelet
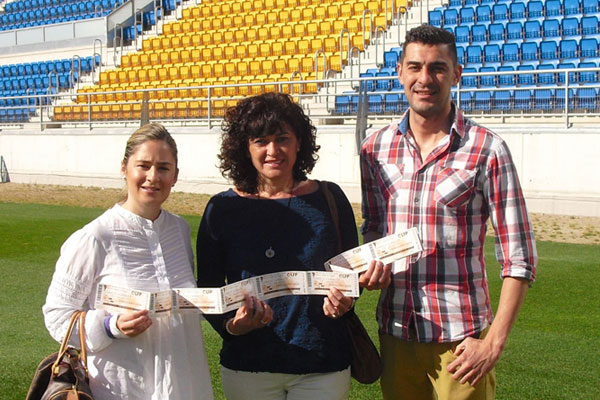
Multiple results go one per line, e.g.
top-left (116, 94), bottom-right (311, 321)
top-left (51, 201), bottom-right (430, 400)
top-left (225, 318), bottom-right (241, 336)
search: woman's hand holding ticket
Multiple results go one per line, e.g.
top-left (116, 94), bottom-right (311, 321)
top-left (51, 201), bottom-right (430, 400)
top-left (227, 294), bottom-right (274, 335)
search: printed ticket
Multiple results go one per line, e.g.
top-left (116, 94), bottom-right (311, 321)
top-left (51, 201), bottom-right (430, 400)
top-left (325, 227), bottom-right (423, 273)
top-left (95, 271), bottom-right (359, 315)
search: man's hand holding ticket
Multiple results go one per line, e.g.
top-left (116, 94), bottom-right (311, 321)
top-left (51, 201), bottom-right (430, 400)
top-left (325, 228), bottom-right (423, 274)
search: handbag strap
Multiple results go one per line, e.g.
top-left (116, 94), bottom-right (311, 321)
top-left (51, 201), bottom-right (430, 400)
top-left (319, 180), bottom-right (342, 254)
top-left (52, 310), bottom-right (88, 377)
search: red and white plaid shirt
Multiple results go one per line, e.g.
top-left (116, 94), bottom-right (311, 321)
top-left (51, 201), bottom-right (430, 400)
top-left (360, 106), bottom-right (537, 343)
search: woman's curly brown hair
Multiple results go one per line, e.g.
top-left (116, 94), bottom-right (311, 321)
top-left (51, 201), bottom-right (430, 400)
top-left (219, 92), bottom-right (320, 194)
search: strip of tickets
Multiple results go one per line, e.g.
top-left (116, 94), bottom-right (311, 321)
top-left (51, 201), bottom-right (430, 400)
top-left (325, 227), bottom-right (423, 273)
top-left (95, 229), bottom-right (423, 315)
top-left (95, 271), bottom-right (360, 315)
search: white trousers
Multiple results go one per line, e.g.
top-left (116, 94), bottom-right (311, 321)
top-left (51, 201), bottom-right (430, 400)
top-left (220, 365), bottom-right (351, 400)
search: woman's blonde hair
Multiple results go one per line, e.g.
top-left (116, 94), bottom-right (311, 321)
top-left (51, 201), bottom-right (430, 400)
top-left (122, 123), bottom-right (178, 167)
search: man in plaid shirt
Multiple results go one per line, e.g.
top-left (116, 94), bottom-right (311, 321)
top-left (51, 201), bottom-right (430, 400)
top-left (360, 25), bottom-right (537, 400)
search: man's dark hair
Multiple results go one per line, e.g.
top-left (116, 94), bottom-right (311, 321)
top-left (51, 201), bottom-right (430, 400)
top-left (218, 92), bottom-right (320, 194)
top-left (401, 24), bottom-right (458, 65)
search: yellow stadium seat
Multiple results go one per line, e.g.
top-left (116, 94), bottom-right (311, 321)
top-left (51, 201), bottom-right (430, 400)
top-left (353, 2), bottom-right (366, 16)
top-left (245, 14), bottom-right (255, 27)
top-left (165, 101), bottom-right (176, 119)
top-left (352, 34), bottom-right (366, 51)
top-left (221, 3), bottom-right (231, 15)
top-left (191, 48), bottom-right (202, 62)
top-left (274, 59), bottom-right (287, 74)
top-left (294, 24), bottom-right (306, 37)
top-left (269, 25), bottom-right (281, 40)
top-left (159, 52), bottom-right (169, 65)
top-left (201, 33), bottom-right (211, 46)
top-left (168, 66), bottom-right (179, 80)
top-left (272, 42), bottom-right (283, 56)
top-left (182, 21), bottom-right (192, 33)
top-left (267, 11), bottom-right (278, 24)
top-left (237, 79), bottom-right (250, 96)
top-left (259, 43), bottom-right (271, 57)
top-left (306, 22), bottom-right (319, 36)
top-left (301, 57), bottom-right (313, 73)
top-left (200, 6), bottom-right (210, 18)
top-left (288, 57), bottom-right (301, 73)
top-left (246, 28), bottom-right (258, 42)
top-left (249, 60), bottom-right (261, 76)
top-left (374, 15), bottom-right (387, 29)
top-left (121, 54), bottom-right (131, 68)
top-left (222, 16), bottom-right (233, 28)
top-left (290, 9), bottom-right (301, 22)
top-left (333, 19), bottom-right (345, 34)
top-left (188, 100), bottom-right (201, 117)
top-left (180, 49), bottom-right (191, 63)
top-left (213, 47), bottom-right (224, 60)
top-left (172, 22), bottom-right (182, 35)
top-left (347, 18), bottom-right (360, 33)
top-left (150, 37), bottom-right (161, 50)
top-left (108, 70), bottom-right (118, 85)
top-left (237, 61), bottom-right (249, 76)
top-left (255, 12), bottom-right (267, 26)
top-left (127, 69), bottom-right (138, 83)
top-left (138, 68), bottom-right (149, 82)
top-left (212, 18), bottom-right (223, 30)
top-left (297, 39), bottom-right (309, 53)
top-left (202, 48), bottom-right (212, 61)
top-left (235, 45), bottom-right (247, 59)
top-left (224, 45), bottom-right (235, 59)
top-left (284, 41), bottom-right (297, 55)
top-left (191, 19), bottom-right (201, 32)
top-left (234, 30), bottom-right (245, 42)
top-left (302, 8), bottom-right (314, 20)
top-left (142, 39), bottom-right (152, 52)
top-left (191, 65), bottom-right (201, 78)
top-left (310, 38), bottom-right (323, 53)
top-left (161, 37), bottom-right (171, 50)
top-left (211, 4), bottom-right (220, 16)
top-left (367, 1), bottom-right (380, 13)
top-left (130, 54), bottom-right (141, 67)
top-left (224, 80), bottom-right (237, 96)
top-left (191, 7), bottom-right (201, 19)
top-left (170, 50), bottom-right (181, 64)
top-left (275, 0), bottom-right (286, 8)
top-left (201, 64), bottom-right (212, 78)
top-left (224, 62), bottom-right (236, 77)
top-left (213, 31), bottom-right (223, 43)
top-left (157, 67), bottom-right (168, 82)
top-left (233, 15), bottom-right (244, 28)
top-left (262, 59), bottom-right (274, 74)
top-left (340, 3), bottom-right (352, 18)
top-left (163, 23), bottom-right (173, 36)
top-left (176, 101), bottom-right (188, 118)
top-left (191, 33), bottom-right (201, 47)
top-left (242, 1), bottom-right (253, 12)
top-left (279, 9), bottom-right (290, 23)
top-left (248, 43), bottom-right (260, 58)
top-left (327, 5), bottom-right (339, 19)
top-left (181, 34), bottom-right (192, 48)
top-left (257, 27), bottom-right (269, 41)
top-left (149, 102), bottom-right (165, 118)
top-left (182, 7), bottom-right (192, 19)
top-left (91, 104), bottom-right (101, 120)
top-left (147, 67), bottom-right (159, 82)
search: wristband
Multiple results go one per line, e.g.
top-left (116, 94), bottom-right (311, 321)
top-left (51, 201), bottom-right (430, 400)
top-left (104, 315), bottom-right (115, 339)
top-left (109, 314), bottom-right (129, 339)
top-left (225, 318), bottom-right (241, 336)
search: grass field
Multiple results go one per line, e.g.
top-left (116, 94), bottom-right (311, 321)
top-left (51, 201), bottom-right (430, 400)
top-left (0, 202), bottom-right (598, 399)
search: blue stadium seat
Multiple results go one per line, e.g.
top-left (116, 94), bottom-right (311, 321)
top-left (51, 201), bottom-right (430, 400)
top-left (449, 0), bottom-right (462, 6)
top-left (557, 62), bottom-right (577, 84)
top-left (502, 43), bottom-right (520, 62)
top-left (560, 40), bottom-right (579, 59)
top-left (359, 72), bottom-right (374, 92)
top-left (543, 19), bottom-right (561, 38)
top-left (368, 94), bottom-right (383, 114)
top-left (582, 16), bottom-right (599, 35)
top-left (534, 89), bottom-right (554, 111)
top-left (509, 2), bottom-right (526, 21)
top-left (479, 66), bottom-right (496, 87)
top-left (507, 22), bottom-right (523, 41)
top-left (540, 40), bottom-right (559, 61)
top-left (384, 93), bottom-right (400, 114)
top-left (514, 90), bottom-right (531, 110)
top-left (462, 67), bottom-right (478, 87)
top-left (375, 70), bottom-right (392, 91)
top-left (575, 87), bottom-right (597, 110)
top-left (545, 0), bottom-right (563, 17)
top-left (484, 44), bottom-right (500, 63)
top-left (564, 0), bottom-right (583, 16)
top-left (489, 23), bottom-right (505, 43)
top-left (471, 24), bottom-right (487, 44)
top-left (444, 9), bottom-right (459, 26)
top-left (475, 5), bottom-right (491, 23)
top-left (525, 21), bottom-right (541, 39)
top-left (335, 95), bottom-right (350, 114)
top-left (457, 46), bottom-right (466, 65)
top-left (498, 65), bottom-right (516, 86)
top-left (466, 45), bottom-right (483, 64)
top-left (459, 91), bottom-right (473, 111)
top-left (429, 10), bottom-right (442, 27)
top-left (583, 0), bottom-right (600, 13)
top-left (528, 1), bottom-right (544, 18)
top-left (455, 25), bottom-right (470, 44)
top-left (517, 64), bottom-right (536, 86)
top-left (521, 42), bottom-right (539, 61)
top-left (383, 50), bottom-right (400, 69)
top-left (562, 18), bottom-right (581, 38)
top-left (460, 7), bottom-right (475, 24)
top-left (492, 4), bottom-right (509, 22)
top-left (581, 38), bottom-right (598, 58)
top-left (578, 61), bottom-right (598, 83)
top-left (537, 63), bottom-right (557, 85)
top-left (474, 91), bottom-right (492, 111)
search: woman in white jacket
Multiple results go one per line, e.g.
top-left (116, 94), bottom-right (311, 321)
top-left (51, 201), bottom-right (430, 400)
top-left (43, 123), bottom-right (213, 400)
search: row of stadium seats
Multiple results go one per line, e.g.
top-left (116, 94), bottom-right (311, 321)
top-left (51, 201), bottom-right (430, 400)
top-left (334, 88), bottom-right (599, 115)
top-left (429, 0), bottom-right (599, 28)
top-left (450, 17), bottom-right (600, 45)
top-left (446, 0), bottom-right (598, 12)
top-left (0, 56), bottom-right (98, 79)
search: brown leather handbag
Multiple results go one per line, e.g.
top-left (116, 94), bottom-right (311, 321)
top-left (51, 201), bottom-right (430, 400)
top-left (319, 180), bottom-right (383, 384)
top-left (26, 310), bottom-right (94, 400)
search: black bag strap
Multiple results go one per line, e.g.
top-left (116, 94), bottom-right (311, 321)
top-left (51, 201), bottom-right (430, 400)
top-left (319, 180), bottom-right (342, 254)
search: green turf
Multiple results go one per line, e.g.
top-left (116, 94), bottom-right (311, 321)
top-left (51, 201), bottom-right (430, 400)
top-left (0, 202), bottom-right (598, 399)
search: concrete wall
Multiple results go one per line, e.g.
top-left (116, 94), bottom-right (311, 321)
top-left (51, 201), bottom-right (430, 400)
top-left (1, 125), bottom-right (599, 217)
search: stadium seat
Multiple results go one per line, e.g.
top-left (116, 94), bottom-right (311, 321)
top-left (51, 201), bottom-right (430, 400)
top-left (581, 38), bottom-right (598, 58)
top-left (466, 45), bottom-right (483, 64)
top-left (583, 0), bottom-right (600, 13)
top-left (514, 90), bottom-right (531, 110)
top-left (578, 61), bottom-right (598, 83)
top-left (562, 18), bottom-right (581, 38)
top-left (533, 89), bottom-right (554, 111)
top-left (498, 65), bottom-right (516, 86)
top-left (582, 16), bottom-right (599, 35)
top-left (462, 67), bottom-right (478, 87)
top-left (455, 25), bottom-right (470, 44)
top-left (537, 63), bottom-right (557, 85)
top-left (575, 88), bottom-right (597, 110)
top-left (457, 46), bottom-right (466, 65)
top-left (557, 62), bottom-right (577, 84)
top-left (509, 2), bottom-right (526, 21)
top-left (545, 0), bottom-right (563, 17)
top-left (429, 9), bottom-right (442, 27)
top-left (564, 0), bottom-right (583, 16)
top-left (560, 40), bottom-right (579, 60)
top-left (479, 66), bottom-right (496, 87)
top-left (502, 43), bottom-right (520, 62)
top-left (335, 95), bottom-right (350, 114)
top-left (507, 22), bottom-right (523, 41)
top-left (444, 9), bottom-right (459, 27)
top-left (543, 19), bottom-right (561, 38)
top-left (384, 93), bottom-right (400, 114)
top-left (368, 94), bottom-right (383, 114)
top-left (492, 4), bottom-right (508, 22)
top-left (475, 5), bottom-right (491, 23)
top-left (471, 24), bottom-right (487, 44)
top-left (525, 21), bottom-right (542, 39)
top-left (540, 40), bottom-right (559, 60)
top-left (521, 42), bottom-right (539, 61)
top-left (460, 7), bottom-right (475, 24)
top-left (474, 91), bottom-right (492, 111)
top-left (517, 64), bottom-right (536, 86)
top-left (528, 1), bottom-right (544, 18)
top-left (489, 23), bottom-right (505, 43)
top-left (459, 91), bottom-right (473, 111)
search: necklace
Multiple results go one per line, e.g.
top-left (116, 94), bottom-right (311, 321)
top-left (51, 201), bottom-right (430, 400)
top-left (261, 182), bottom-right (295, 259)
